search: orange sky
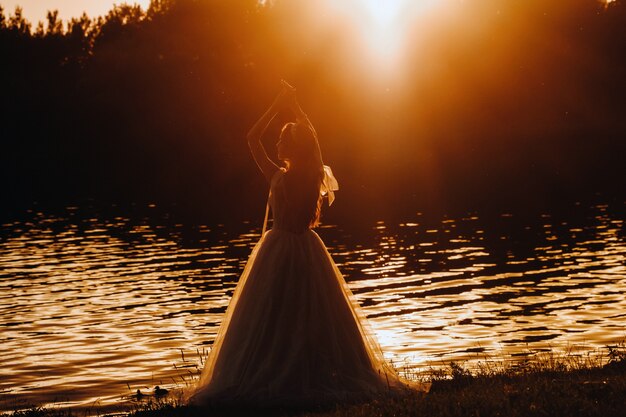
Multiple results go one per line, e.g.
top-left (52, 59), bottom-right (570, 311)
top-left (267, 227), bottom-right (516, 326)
top-left (2, 0), bottom-right (150, 24)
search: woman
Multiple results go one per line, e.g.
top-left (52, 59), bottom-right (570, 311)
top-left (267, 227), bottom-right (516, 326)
top-left (190, 82), bottom-right (422, 408)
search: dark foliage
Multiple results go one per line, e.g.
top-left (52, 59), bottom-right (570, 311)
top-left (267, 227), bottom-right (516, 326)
top-left (1, 0), bottom-right (625, 222)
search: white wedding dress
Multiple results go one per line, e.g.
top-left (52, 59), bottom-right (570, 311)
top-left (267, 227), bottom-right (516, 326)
top-left (190, 168), bottom-right (419, 407)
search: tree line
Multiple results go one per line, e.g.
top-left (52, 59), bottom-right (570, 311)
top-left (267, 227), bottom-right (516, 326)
top-left (1, 0), bottom-right (625, 222)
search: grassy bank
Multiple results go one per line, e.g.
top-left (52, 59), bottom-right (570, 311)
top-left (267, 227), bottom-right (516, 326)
top-left (6, 345), bottom-right (626, 417)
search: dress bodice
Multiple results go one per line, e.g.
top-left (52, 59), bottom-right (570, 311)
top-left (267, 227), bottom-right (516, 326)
top-left (269, 168), bottom-right (314, 234)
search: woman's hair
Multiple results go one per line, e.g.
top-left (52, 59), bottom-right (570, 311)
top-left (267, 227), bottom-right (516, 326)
top-left (279, 122), bottom-right (324, 229)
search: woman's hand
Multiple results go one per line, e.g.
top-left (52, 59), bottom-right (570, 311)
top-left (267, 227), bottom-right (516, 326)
top-left (281, 79), bottom-right (296, 91)
top-left (271, 80), bottom-right (297, 112)
top-left (280, 80), bottom-right (306, 120)
top-left (282, 81), bottom-right (298, 112)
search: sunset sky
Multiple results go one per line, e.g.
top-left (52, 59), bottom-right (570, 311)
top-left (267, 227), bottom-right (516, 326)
top-left (2, 0), bottom-right (150, 24)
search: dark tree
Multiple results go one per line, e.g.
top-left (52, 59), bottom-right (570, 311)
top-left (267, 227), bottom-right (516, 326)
top-left (0, 0), bottom-right (624, 221)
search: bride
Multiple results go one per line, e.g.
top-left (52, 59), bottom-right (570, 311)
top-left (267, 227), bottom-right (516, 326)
top-left (190, 82), bottom-right (425, 407)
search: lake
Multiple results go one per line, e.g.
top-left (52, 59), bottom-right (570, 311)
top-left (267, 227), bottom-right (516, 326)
top-left (1, 201), bottom-right (624, 411)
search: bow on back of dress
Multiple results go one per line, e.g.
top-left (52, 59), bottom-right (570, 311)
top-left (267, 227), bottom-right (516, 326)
top-left (321, 165), bottom-right (339, 207)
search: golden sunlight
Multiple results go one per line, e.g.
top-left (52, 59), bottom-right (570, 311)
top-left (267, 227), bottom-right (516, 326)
top-left (324, 0), bottom-right (440, 77)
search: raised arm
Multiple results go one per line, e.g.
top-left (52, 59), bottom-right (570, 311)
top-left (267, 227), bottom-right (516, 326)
top-left (246, 92), bottom-right (284, 182)
top-left (281, 80), bottom-right (317, 138)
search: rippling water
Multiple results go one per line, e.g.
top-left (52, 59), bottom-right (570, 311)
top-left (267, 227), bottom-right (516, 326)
top-left (1, 202), bottom-right (625, 411)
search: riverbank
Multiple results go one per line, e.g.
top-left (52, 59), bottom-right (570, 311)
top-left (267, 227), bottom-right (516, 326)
top-left (6, 345), bottom-right (626, 417)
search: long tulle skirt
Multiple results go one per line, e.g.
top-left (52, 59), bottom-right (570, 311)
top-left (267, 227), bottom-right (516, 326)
top-left (190, 229), bottom-right (414, 407)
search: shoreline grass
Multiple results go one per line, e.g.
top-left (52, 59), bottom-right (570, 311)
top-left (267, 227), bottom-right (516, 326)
top-left (4, 344), bottom-right (626, 417)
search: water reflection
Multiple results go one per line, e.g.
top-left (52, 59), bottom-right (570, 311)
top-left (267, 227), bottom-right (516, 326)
top-left (0, 202), bottom-right (624, 410)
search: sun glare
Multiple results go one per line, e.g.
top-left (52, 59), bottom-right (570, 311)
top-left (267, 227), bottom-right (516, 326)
top-left (324, 0), bottom-right (439, 78)
top-left (361, 0), bottom-right (406, 27)
top-left (359, 0), bottom-right (412, 61)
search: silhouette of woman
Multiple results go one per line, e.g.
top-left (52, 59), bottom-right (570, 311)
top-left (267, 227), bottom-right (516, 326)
top-left (190, 81), bottom-right (426, 407)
